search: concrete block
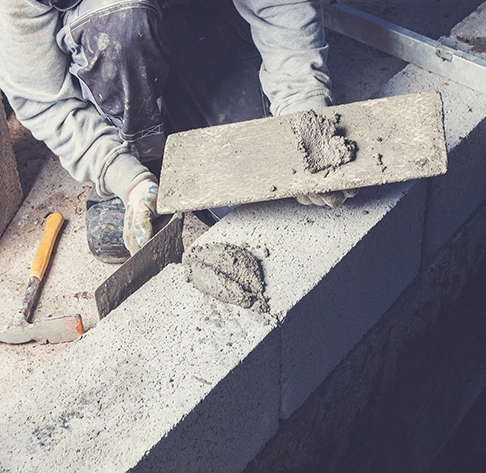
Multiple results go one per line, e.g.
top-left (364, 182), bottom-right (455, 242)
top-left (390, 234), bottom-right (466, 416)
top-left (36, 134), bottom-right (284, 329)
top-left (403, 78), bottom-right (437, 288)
top-left (243, 198), bottom-right (486, 473)
top-left (0, 92), bottom-right (22, 238)
top-left (194, 179), bottom-right (426, 419)
top-left (424, 117), bottom-right (486, 266)
top-left (375, 3), bottom-right (486, 266)
top-left (279, 181), bottom-right (426, 418)
top-left (0, 264), bottom-right (280, 473)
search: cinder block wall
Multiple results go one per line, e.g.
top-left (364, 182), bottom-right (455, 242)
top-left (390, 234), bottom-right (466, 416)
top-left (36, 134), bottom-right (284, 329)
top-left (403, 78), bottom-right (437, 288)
top-left (0, 92), bottom-right (22, 238)
top-left (1, 5), bottom-right (486, 473)
top-left (243, 199), bottom-right (486, 473)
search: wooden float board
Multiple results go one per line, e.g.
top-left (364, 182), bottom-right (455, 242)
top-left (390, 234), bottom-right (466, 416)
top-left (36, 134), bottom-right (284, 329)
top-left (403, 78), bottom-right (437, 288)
top-left (157, 91), bottom-right (447, 214)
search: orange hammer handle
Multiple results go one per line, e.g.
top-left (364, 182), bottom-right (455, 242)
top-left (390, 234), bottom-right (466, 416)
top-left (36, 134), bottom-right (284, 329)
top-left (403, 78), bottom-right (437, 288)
top-left (30, 213), bottom-right (64, 281)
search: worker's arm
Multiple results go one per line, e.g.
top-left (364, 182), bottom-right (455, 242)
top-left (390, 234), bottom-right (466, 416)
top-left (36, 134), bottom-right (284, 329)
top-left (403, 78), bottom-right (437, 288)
top-left (233, 0), bottom-right (358, 208)
top-left (0, 0), bottom-right (156, 253)
top-left (232, 0), bottom-right (334, 116)
top-left (0, 0), bottom-right (148, 198)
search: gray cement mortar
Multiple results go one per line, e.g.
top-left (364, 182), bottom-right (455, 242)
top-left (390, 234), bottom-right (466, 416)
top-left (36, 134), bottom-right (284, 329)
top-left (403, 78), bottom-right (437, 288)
top-left (183, 242), bottom-right (269, 314)
top-left (291, 111), bottom-right (356, 175)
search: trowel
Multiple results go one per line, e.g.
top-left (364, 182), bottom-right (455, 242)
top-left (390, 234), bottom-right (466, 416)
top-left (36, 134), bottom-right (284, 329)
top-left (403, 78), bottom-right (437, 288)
top-left (157, 91), bottom-right (447, 214)
top-left (95, 213), bottom-right (184, 318)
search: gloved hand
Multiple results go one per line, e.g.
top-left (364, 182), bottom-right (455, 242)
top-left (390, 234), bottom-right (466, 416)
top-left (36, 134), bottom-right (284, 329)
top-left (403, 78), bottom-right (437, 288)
top-left (296, 188), bottom-right (359, 208)
top-left (123, 175), bottom-right (159, 256)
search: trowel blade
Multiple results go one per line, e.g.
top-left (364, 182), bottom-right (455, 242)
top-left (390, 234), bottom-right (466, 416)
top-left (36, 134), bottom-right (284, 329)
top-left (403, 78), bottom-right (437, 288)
top-left (95, 213), bottom-right (184, 319)
top-left (157, 91), bottom-right (447, 214)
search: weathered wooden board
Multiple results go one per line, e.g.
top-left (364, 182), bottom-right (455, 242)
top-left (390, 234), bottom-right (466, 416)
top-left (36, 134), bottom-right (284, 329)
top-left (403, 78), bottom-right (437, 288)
top-left (157, 91), bottom-right (447, 214)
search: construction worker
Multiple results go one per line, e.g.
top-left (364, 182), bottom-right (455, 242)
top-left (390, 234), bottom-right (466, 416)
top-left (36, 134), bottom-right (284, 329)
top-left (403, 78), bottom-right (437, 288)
top-left (0, 0), bottom-right (354, 263)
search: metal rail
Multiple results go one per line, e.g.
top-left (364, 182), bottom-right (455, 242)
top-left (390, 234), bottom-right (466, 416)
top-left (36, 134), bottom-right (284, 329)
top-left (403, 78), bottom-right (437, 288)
top-left (321, 1), bottom-right (486, 95)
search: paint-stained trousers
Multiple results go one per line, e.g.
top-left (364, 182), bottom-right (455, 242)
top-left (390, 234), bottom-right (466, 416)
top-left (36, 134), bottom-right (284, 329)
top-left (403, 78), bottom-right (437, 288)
top-left (57, 0), bottom-right (170, 161)
top-left (56, 0), bottom-right (268, 161)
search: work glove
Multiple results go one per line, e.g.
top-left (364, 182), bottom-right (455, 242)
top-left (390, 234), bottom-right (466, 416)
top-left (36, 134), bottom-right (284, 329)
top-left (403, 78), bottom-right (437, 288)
top-left (123, 175), bottom-right (159, 256)
top-left (296, 188), bottom-right (360, 208)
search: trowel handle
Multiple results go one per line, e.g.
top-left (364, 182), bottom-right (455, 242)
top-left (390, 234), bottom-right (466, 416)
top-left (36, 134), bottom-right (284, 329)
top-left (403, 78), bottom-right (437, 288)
top-left (30, 213), bottom-right (64, 281)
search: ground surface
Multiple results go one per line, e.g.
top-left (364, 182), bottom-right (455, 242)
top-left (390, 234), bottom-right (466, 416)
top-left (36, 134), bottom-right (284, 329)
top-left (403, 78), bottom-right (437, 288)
top-left (0, 0), bottom-right (484, 401)
top-left (0, 118), bottom-right (208, 400)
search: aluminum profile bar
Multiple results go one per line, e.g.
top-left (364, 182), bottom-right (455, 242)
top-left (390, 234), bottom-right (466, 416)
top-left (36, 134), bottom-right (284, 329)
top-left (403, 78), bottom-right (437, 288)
top-left (321, 1), bottom-right (486, 96)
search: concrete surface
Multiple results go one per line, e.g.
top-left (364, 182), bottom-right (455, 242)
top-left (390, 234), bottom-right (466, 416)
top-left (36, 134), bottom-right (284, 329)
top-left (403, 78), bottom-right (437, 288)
top-left (0, 265), bottom-right (280, 473)
top-left (193, 179), bottom-right (428, 420)
top-left (279, 181), bottom-right (427, 418)
top-left (1, 0), bottom-right (486, 471)
top-left (376, 4), bottom-right (486, 265)
top-left (0, 94), bottom-right (22, 238)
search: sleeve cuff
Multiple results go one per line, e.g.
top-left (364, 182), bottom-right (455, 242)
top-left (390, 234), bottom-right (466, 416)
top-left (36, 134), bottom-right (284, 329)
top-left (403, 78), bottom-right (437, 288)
top-left (99, 152), bottom-right (153, 202)
top-left (276, 91), bottom-right (335, 116)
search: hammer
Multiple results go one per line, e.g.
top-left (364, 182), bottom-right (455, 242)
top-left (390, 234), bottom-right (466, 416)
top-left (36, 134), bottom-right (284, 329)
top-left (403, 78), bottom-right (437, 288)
top-left (0, 213), bottom-right (84, 344)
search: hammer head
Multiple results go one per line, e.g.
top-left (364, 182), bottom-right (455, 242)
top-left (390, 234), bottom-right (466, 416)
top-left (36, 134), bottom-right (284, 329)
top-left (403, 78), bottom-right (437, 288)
top-left (0, 314), bottom-right (84, 344)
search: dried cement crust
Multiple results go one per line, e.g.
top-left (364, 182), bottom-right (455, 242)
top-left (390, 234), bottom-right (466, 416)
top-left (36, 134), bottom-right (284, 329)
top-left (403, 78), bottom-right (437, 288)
top-left (291, 111), bottom-right (357, 175)
top-left (183, 243), bottom-right (268, 313)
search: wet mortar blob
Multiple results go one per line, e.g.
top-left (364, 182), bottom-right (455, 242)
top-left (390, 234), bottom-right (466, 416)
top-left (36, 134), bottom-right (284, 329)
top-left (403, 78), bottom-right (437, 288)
top-left (183, 243), bottom-right (269, 314)
top-left (291, 111), bottom-right (357, 175)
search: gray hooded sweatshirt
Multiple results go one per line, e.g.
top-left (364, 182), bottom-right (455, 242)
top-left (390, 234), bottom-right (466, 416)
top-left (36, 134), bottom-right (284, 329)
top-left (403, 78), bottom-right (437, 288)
top-left (0, 0), bottom-right (332, 201)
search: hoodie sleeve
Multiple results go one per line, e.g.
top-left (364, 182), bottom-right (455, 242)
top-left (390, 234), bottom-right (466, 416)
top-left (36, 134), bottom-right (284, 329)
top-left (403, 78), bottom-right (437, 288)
top-left (232, 0), bottom-right (334, 116)
top-left (0, 0), bottom-right (148, 201)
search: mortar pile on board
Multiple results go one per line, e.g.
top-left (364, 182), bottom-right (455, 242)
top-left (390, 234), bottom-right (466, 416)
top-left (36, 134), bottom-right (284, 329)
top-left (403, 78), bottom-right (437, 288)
top-left (291, 111), bottom-right (357, 175)
top-left (157, 92), bottom-right (447, 215)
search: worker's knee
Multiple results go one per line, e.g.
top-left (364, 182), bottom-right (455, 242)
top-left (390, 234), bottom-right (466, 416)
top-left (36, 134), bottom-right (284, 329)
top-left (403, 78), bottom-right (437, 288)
top-left (57, 0), bottom-right (169, 143)
top-left (64, 0), bottom-right (167, 53)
